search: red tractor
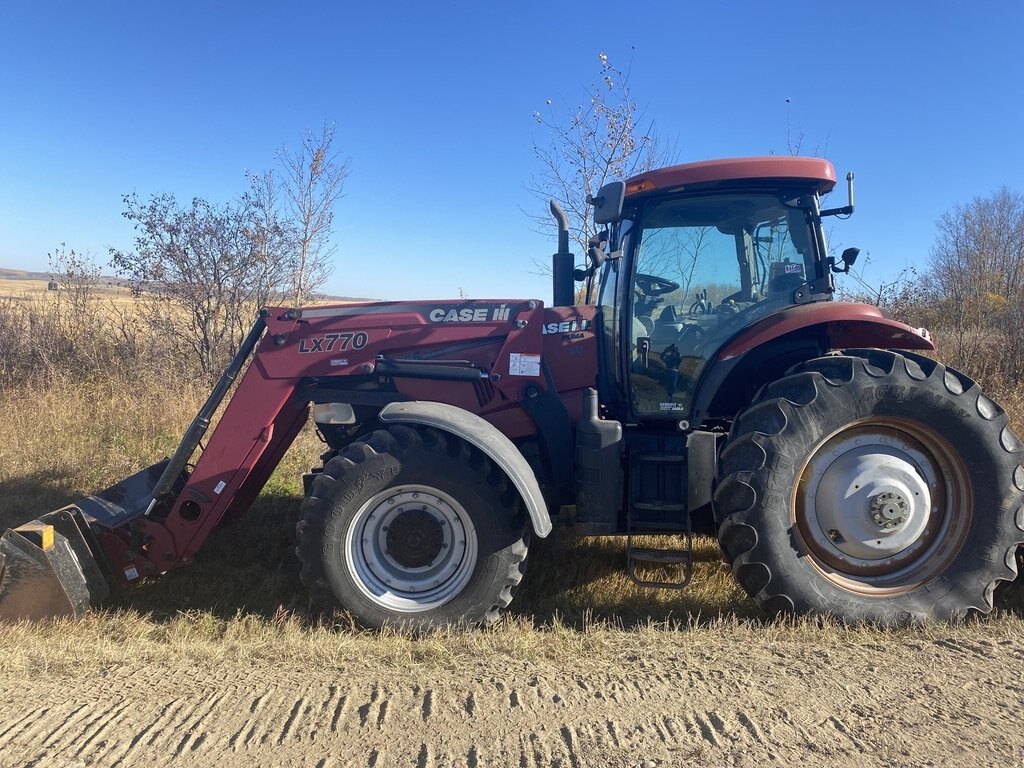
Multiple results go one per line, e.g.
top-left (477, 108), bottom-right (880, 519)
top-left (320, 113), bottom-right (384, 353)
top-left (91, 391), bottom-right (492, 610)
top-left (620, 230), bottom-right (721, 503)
top-left (2, 156), bottom-right (1021, 627)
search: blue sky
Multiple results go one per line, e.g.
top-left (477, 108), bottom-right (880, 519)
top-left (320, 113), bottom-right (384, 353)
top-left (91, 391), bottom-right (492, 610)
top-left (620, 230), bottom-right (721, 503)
top-left (1, 2), bottom-right (1021, 301)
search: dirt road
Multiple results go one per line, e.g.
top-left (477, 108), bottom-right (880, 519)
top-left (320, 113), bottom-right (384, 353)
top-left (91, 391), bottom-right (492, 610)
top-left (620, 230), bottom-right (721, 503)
top-left (2, 623), bottom-right (1023, 768)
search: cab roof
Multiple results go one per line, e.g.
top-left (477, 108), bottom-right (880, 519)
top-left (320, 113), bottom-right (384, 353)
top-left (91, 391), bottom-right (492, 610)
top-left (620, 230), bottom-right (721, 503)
top-left (624, 156), bottom-right (837, 196)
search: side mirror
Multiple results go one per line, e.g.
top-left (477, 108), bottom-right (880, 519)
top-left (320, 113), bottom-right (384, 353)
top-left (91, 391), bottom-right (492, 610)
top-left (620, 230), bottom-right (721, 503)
top-left (590, 181), bottom-right (625, 225)
top-left (831, 247), bottom-right (860, 274)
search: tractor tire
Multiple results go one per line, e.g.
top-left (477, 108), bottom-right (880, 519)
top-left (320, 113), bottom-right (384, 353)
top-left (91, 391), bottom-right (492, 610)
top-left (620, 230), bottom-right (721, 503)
top-left (714, 348), bottom-right (1024, 625)
top-left (296, 424), bottom-right (529, 630)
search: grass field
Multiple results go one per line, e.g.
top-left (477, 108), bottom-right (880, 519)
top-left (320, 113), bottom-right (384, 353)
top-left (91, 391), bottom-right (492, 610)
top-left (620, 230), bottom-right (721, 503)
top-left (0, 372), bottom-right (752, 629)
top-left (0, 275), bottom-right (139, 306)
top-left (3, 356), bottom-right (1024, 660)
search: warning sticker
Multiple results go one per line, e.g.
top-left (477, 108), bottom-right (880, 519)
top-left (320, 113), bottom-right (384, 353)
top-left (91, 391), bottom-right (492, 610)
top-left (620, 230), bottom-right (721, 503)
top-left (509, 353), bottom-right (541, 377)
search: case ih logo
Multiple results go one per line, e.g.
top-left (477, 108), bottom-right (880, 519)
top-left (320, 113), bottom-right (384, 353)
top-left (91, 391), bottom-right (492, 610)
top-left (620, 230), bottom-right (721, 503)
top-left (542, 318), bottom-right (591, 335)
top-left (428, 304), bottom-right (512, 323)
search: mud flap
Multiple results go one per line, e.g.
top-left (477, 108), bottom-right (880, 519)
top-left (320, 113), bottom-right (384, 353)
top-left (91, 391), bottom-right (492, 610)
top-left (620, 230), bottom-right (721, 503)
top-left (0, 507), bottom-right (111, 621)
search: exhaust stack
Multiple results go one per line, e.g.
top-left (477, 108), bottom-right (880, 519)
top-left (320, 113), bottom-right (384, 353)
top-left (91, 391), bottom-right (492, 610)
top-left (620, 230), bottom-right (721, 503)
top-left (550, 199), bottom-right (574, 307)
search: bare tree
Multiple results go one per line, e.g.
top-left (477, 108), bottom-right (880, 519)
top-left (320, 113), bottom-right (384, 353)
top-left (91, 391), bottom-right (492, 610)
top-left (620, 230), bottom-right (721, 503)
top-left (110, 193), bottom-right (291, 377)
top-left (527, 51), bottom-right (675, 269)
top-left (274, 123), bottom-right (351, 305)
top-left (48, 242), bottom-right (101, 313)
top-left (247, 167), bottom-right (298, 288)
top-left (930, 187), bottom-right (1024, 300)
top-left (925, 186), bottom-right (1024, 381)
top-left (36, 244), bottom-right (108, 374)
top-left (838, 259), bottom-right (923, 325)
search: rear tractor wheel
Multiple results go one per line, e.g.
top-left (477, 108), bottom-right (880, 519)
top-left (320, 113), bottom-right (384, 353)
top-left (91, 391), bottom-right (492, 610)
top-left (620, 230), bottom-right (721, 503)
top-left (296, 425), bottom-right (529, 630)
top-left (715, 349), bottom-right (1024, 624)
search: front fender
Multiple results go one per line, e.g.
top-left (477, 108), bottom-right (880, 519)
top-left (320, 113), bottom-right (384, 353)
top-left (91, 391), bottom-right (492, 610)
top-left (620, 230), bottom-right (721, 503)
top-left (378, 401), bottom-right (552, 538)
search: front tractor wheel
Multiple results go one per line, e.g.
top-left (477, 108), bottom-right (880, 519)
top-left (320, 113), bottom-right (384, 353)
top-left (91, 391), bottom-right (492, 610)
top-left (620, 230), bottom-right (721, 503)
top-left (714, 349), bottom-right (1024, 625)
top-left (297, 426), bottom-right (528, 630)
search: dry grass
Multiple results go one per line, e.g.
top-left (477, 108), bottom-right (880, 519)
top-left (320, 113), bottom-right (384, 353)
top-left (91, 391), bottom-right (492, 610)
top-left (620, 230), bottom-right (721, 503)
top-left (0, 375), bottom-right (195, 504)
top-left (0, 276), bottom-right (362, 309)
top-left (0, 373), bottom-right (325, 506)
top-left (0, 374), bottom-right (750, 624)
top-left (3, 602), bottom-right (1024, 676)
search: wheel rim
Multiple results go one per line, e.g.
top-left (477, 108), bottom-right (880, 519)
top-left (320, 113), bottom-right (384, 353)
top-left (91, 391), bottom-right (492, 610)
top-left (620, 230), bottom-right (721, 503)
top-left (793, 418), bottom-right (972, 595)
top-left (345, 484), bottom-right (478, 613)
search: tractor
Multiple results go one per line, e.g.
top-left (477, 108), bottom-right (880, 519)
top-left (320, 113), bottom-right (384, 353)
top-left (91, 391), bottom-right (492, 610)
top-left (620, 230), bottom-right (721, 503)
top-left (2, 156), bottom-right (1021, 628)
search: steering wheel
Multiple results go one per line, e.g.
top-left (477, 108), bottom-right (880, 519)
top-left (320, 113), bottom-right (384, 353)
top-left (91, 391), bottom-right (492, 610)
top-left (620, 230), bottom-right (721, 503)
top-left (635, 273), bottom-right (680, 296)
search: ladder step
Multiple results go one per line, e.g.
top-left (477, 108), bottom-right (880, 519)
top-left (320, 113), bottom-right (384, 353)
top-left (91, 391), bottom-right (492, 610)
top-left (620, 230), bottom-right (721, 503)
top-left (633, 453), bottom-right (685, 463)
top-left (626, 528), bottom-right (695, 590)
top-left (628, 519), bottom-right (690, 532)
top-left (629, 548), bottom-right (691, 565)
top-left (632, 501), bottom-right (687, 512)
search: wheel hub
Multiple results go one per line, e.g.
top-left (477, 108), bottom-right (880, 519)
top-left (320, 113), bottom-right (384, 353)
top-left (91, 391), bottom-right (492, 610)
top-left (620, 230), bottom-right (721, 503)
top-left (385, 508), bottom-right (444, 568)
top-left (346, 485), bottom-right (477, 612)
top-left (871, 491), bottom-right (909, 528)
top-left (800, 427), bottom-right (941, 573)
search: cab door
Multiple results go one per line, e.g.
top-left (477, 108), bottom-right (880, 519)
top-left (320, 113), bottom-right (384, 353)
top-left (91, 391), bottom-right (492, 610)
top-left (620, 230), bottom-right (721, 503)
top-left (625, 193), bottom-right (813, 420)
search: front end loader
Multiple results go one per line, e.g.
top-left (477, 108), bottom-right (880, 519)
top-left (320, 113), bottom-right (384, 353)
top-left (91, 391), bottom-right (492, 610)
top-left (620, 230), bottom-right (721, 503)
top-left (3, 155), bottom-right (1022, 629)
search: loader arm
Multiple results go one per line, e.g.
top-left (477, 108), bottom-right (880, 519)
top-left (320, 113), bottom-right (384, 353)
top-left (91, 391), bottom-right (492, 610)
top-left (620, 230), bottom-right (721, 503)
top-left (0, 298), bottom-right (563, 619)
top-left (88, 309), bottom-right (345, 587)
top-left (130, 359), bottom-right (310, 581)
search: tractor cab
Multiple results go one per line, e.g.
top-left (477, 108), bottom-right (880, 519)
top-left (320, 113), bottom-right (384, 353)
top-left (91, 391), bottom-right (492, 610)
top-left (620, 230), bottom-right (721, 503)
top-left (561, 158), bottom-right (864, 583)
top-left (588, 157), bottom-right (852, 423)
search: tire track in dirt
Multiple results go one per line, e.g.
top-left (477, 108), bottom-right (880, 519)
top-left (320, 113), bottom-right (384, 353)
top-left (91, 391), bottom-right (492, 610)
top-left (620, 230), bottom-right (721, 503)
top-left (0, 705), bottom-right (52, 749)
top-left (2, 632), bottom-right (1024, 767)
top-left (71, 700), bottom-right (133, 760)
top-left (275, 694), bottom-right (310, 745)
top-left (109, 698), bottom-right (187, 767)
top-left (172, 692), bottom-right (227, 756)
top-left (228, 693), bottom-right (268, 751)
top-left (39, 702), bottom-right (90, 749)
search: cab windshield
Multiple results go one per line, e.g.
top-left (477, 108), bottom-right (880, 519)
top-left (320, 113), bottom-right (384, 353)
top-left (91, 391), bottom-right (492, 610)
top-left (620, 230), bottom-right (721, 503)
top-left (628, 191), bottom-right (819, 417)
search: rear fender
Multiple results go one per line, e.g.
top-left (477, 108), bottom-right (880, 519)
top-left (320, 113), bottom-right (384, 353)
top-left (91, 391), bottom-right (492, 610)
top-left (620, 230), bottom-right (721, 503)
top-left (693, 302), bottom-right (935, 423)
top-left (378, 401), bottom-right (552, 538)
top-left (716, 302), bottom-right (934, 361)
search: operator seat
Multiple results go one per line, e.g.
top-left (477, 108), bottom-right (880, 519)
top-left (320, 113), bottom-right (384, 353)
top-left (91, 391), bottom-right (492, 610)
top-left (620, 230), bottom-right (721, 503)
top-left (657, 305), bottom-right (679, 325)
top-left (650, 304), bottom-right (684, 349)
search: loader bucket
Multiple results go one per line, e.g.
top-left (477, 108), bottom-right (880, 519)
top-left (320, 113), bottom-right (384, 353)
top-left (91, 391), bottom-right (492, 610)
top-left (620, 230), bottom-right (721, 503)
top-left (0, 460), bottom-right (182, 622)
top-left (0, 507), bottom-right (112, 621)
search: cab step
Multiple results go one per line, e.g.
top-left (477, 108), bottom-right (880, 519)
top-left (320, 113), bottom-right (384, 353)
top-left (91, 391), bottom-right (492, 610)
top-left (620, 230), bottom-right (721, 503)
top-left (626, 534), bottom-right (694, 590)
